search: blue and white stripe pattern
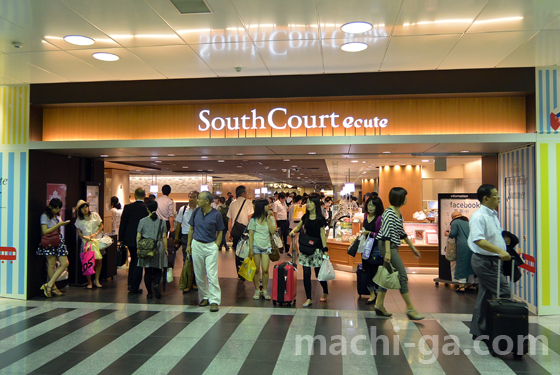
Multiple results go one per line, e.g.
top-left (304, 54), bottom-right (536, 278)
top-left (537, 67), bottom-right (560, 134)
top-left (499, 146), bottom-right (537, 312)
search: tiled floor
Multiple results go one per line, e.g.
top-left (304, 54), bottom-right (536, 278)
top-left (0, 250), bottom-right (556, 375)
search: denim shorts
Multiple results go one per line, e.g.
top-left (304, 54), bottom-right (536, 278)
top-left (253, 244), bottom-right (271, 255)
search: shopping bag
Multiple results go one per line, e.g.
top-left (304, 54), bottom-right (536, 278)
top-left (235, 234), bottom-right (250, 259)
top-left (86, 240), bottom-right (103, 260)
top-left (361, 237), bottom-right (376, 259)
top-left (97, 234), bottom-right (113, 250)
top-left (166, 268), bottom-right (173, 283)
top-left (238, 257), bottom-right (257, 281)
top-left (317, 258), bottom-right (335, 281)
top-left (445, 238), bottom-right (457, 261)
top-left (179, 256), bottom-right (194, 291)
top-left (373, 263), bottom-right (401, 290)
top-left (292, 205), bottom-right (306, 220)
top-left (357, 235), bottom-right (367, 254)
top-left (347, 235), bottom-right (361, 257)
top-left (80, 250), bottom-right (95, 276)
top-left (272, 232), bottom-right (284, 249)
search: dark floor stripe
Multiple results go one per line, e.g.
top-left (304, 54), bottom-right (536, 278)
top-left (414, 320), bottom-right (480, 375)
top-left (237, 315), bottom-right (294, 375)
top-left (0, 306), bottom-right (35, 320)
top-left (462, 320), bottom-right (552, 375)
top-left (98, 312), bottom-right (204, 375)
top-left (0, 308), bottom-right (75, 341)
top-left (0, 309), bottom-right (116, 370)
top-left (365, 318), bottom-right (413, 375)
top-left (29, 310), bottom-right (159, 375)
top-left (529, 322), bottom-right (560, 355)
top-left (168, 313), bottom-right (249, 375)
top-left (306, 316), bottom-right (343, 375)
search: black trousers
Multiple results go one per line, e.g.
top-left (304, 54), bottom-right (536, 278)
top-left (127, 246), bottom-right (143, 292)
top-left (232, 235), bottom-right (243, 274)
top-left (277, 219), bottom-right (289, 252)
top-left (144, 267), bottom-right (162, 292)
top-left (362, 260), bottom-right (380, 293)
top-left (303, 266), bottom-right (329, 300)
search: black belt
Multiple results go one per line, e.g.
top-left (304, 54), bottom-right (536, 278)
top-left (473, 252), bottom-right (499, 258)
top-left (194, 239), bottom-right (215, 244)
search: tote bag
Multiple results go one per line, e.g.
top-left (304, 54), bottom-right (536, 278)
top-left (80, 250), bottom-right (95, 276)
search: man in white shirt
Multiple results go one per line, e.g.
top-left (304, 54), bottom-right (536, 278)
top-left (174, 191), bottom-right (198, 291)
top-left (227, 185), bottom-right (253, 277)
top-left (273, 192), bottom-right (289, 255)
top-left (156, 184), bottom-right (175, 234)
top-left (468, 184), bottom-right (512, 340)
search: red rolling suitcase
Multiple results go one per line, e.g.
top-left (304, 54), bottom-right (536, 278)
top-left (484, 259), bottom-right (528, 359)
top-left (272, 262), bottom-right (297, 306)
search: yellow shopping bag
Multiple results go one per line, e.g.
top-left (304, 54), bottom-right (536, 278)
top-left (292, 205), bottom-right (306, 220)
top-left (238, 257), bottom-right (257, 282)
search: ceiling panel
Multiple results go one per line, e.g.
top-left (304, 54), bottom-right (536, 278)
top-left (0, 18), bottom-right (60, 53)
top-left (66, 48), bottom-right (166, 80)
top-left (189, 42), bottom-right (269, 76)
top-left (0, 54), bottom-right (67, 83)
top-left (127, 45), bottom-right (216, 78)
top-left (497, 29), bottom-right (560, 67)
top-left (0, 74), bottom-right (23, 84)
top-left (257, 41), bottom-right (323, 75)
top-left (145, 0), bottom-right (247, 45)
top-left (322, 36), bottom-right (389, 73)
top-left (59, 0), bottom-right (185, 48)
top-left (381, 34), bottom-right (462, 71)
top-left (467, 0), bottom-right (560, 33)
top-left (393, 0), bottom-right (488, 36)
top-left (543, 14), bottom-right (560, 29)
top-left (2, 51), bottom-right (115, 82)
top-left (439, 31), bottom-right (536, 69)
top-left (0, 0), bottom-right (121, 50)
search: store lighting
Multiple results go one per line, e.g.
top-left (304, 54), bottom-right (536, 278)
top-left (382, 151), bottom-right (391, 154)
top-left (64, 35), bottom-right (95, 45)
top-left (422, 160), bottom-right (430, 162)
top-left (218, 160), bottom-right (225, 162)
top-left (154, 160), bottom-right (161, 163)
top-left (255, 188), bottom-right (261, 194)
top-left (460, 150), bottom-right (470, 153)
top-left (236, 153), bottom-right (244, 156)
top-left (283, 159), bottom-right (290, 162)
top-left (92, 52), bottom-right (120, 61)
top-left (308, 152), bottom-right (316, 155)
top-left (182, 166), bottom-right (188, 168)
top-left (150, 184), bottom-right (158, 193)
top-left (201, 185), bottom-right (209, 192)
top-left (344, 183), bottom-right (356, 193)
top-left (100, 154), bottom-right (108, 158)
top-left (321, 189), bottom-right (325, 193)
top-left (341, 21), bottom-right (373, 34)
top-left (351, 160), bottom-right (359, 163)
top-left (167, 154), bottom-right (175, 156)
top-left (151, 156), bottom-right (158, 159)
top-left (201, 156), bottom-right (208, 159)
top-left (341, 42), bottom-right (368, 52)
top-left (261, 187), bottom-right (268, 194)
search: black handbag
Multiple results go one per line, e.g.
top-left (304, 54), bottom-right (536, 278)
top-left (347, 236), bottom-right (360, 257)
top-left (298, 222), bottom-right (320, 256)
top-left (230, 199), bottom-right (247, 238)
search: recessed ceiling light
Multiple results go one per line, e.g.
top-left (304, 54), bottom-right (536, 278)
top-left (64, 35), bottom-right (95, 46)
top-left (236, 153), bottom-right (244, 156)
top-left (237, 166), bottom-right (243, 168)
top-left (283, 159), bottom-right (290, 162)
top-left (308, 152), bottom-right (316, 155)
top-left (182, 166), bottom-right (188, 168)
top-left (218, 160), bottom-right (225, 163)
top-left (341, 21), bottom-right (373, 34)
top-left (351, 160), bottom-right (359, 163)
top-left (201, 156), bottom-right (208, 159)
top-left (151, 163), bottom-right (158, 166)
top-left (208, 170), bottom-right (213, 172)
top-left (421, 159), bottom-right (430, 162)
top-left (197, 170), bottom-right (202, 172)
top-left (460, 150), bottom-right (470, 153)
top-left (154, 160), bottom-right (162, 163)
top-left (100, 154), bottom-right (108, 158)
top-left (151, 156), bottom-right (158, 159)
top-left (382, 151), bottom-right (391, 154)
top-left (167, 154), bottom-right (175, 157)
top-left (341, 42), bottom-right (368, 52)
top-left (92, 52), bottom-right (119, 61)
top-left (362, 161), bottom-right (367, 163)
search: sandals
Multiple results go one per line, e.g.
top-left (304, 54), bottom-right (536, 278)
top-left (302, 300), bottom-right (313, 307)
top-left (86, 284), bottom-right (93, 289)
top-left (253, 291), bottom-right (262, 300)
top-left (456, 286), bottom-right (466, 293)
top-left (52, 287), bottom-right (64, 296)
top-left (320, 296), bottom-right (328, 302)
top-left (40, 283), bottom-right (52, 298)
top-left (262, 292), bottom-right (271, 301)
top-left (94, 282), bottom-right (102, 288)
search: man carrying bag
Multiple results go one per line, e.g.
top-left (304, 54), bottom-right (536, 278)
top-left (227, 185), bottom-right (253, 278)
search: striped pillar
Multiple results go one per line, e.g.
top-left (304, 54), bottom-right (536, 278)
top-left (0, 85), bottom-right (30, 300)
top-left (536, 67), bottom-right (560, 315)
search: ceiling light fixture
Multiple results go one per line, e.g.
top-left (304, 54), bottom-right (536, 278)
top-left (341, 42), bottom-right (368, 52)
top-left (341, 21), bottom-right (373, 34)
top-left (236, 153), bottom-right (244, 156)
top-left (460, 150), bottom-right (470, 153)
top-left (351, 160), bottom-right (359, 163)
top-left (200, 156), bottom-right (208, 159)
top-left (167, 154), bottom-right (175, 157)
top-left (421, 159), bottom-right (430, 162)
top-left (151, 156), bottom-right (158, 159)
top-left (308, 152), bottom-right (316, 155)
top-left (283, 159), bottom-right (290, 162)
top-left (64, 35), bottom-right (95, 45)
top-left (100, 154), bottom-right (108, 158)
top-left (92, 52), bottom-right (120, 61)
top-left (382, 151), bottom-right (391, 154)
top-left (218, 160), bottom-right (225, 163)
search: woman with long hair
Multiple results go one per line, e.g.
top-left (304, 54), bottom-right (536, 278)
top-left (289, 194), bottom-right (329, 307)
top-left (75, 200), bottom-right (104, 289)
top-left (110, 196), bottom-right (123, 234)
top-left (248, 199), bottom-right (276, 300)
top-left (37, 198), bottom-right (70, 297)
top-left (362, 196), bottom-right (384, 304)
top-left (375, 187), bottom-right (424, 320)
top-left (137, 200), bottom-right (168, 299)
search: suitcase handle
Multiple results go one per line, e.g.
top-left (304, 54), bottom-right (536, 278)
top-left (496, 258), bottom-right (515, 301)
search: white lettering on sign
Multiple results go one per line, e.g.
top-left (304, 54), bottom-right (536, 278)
top-left (197, 108), bottom-right (389, 132)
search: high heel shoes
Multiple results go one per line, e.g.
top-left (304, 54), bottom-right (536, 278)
top-left (373, 305), bottom-right (393, 317)
top-left (40, 283), bottom-right (52, 298)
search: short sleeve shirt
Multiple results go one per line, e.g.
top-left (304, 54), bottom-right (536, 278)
top-left (177, 205), bottom-right (195, 235)
top-left (41, 213), bottom-right (60, 229)
top-left (227, 197), bottom-right (253, 226)
top-left (155, 195), bottom-right (175, 221)
top-left (248, 217), bottom-right (273, 250)
top-left (468, 205), bottom-right (506, 256)
top-left (75, 212), bottom-right (102, 237)
top-left (376, 208), bottom-right (407, 246)
top-left (189, 208), bottom-right (225, 243)
top-left (301, 214), bottom-right (327, 238)
top-left (273, 200), bottom-right (288, 220)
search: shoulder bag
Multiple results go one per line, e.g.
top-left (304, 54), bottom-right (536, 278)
top-left (445, 222), bottom-right (466, 262)
top-left (230, 199), bottom-right (247, 238)
top-left (298, 218), bottom-right (320, 256)
top-left (41, 229), bottom-right (61, 248)
top-left (138, 219), bottom-right (163, 259)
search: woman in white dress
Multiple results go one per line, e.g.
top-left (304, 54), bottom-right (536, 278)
top-left (75, 200), bottom-right (104, 289)
top-left (110, 196), bottom-right (123, 235)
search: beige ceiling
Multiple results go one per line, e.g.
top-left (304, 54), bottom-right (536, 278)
top-left (1, 0), bottom-right (560, 84)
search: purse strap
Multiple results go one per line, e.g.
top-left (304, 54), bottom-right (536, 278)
top-left (155, 218), bottom-right (164, 246)
top-left (234, 199), bottom-right (246, 224)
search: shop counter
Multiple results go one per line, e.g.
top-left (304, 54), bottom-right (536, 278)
top-left (326, 240), bottom-right (438, 268)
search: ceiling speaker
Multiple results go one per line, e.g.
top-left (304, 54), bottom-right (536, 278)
top-left (434, 157), bottom-right (447, 171)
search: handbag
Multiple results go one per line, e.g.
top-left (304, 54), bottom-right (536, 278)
top-left (80, 249), bottom-right (95, 276)
top-left (347, 235), bottom-right (361, 257)
top-left (269, 233), bottom-right (280, 262)
top-left (116, 244), bottom-right (127, 267)
top-left (298, 231), bottom-right (319, 256)
top-left (41, 230), bottom-right (61, 248)
top-left (235, 224), bottom-right (250, 259)
top-left (138, 219), bottom-right (163, 259)
top-left (373, 263), bottom-right (401, 290)
top-left (179, 255), bottom-right (194, 291)
top-left (272, 232), bottom-right (284, 249)
top-left (445, 238), bottom-right (457, 261)
top-left (230, 199), bottom-right (247, 238)
top-left (166, 268), bottom-right (173, 283)
top-left (97, 234), bottom-right (113, 250)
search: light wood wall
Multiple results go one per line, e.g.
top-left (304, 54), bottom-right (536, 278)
top-left (221, 182), bottom-right (264, 200)
top-left (362, 178), bottom-right (378, 195)
top-left (42, 97), bottom-right (527, 141)
top-left (378, 165), bottom-right (423, 221)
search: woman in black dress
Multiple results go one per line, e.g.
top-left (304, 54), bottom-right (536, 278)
top-left (362, 196), bottom-right (384, 304)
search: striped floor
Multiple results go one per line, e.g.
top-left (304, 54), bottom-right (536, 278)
top-left (0, 300), bottom-right (558, 375)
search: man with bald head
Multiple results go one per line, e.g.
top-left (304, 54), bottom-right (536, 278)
top-left (186, 191), bottom-right (225, 312)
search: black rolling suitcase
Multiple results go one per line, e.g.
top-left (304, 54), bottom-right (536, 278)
top-left (484, 259), bottom-right (528, 359)
top-left (357, 264), bottom-right (369, 297)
